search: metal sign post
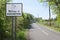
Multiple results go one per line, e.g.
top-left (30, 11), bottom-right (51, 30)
top-left (12, 16), bottom-right (16, 40)
top-left (6, 3), bottom-right (23, 40)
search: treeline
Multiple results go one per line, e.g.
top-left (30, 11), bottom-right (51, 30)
top-left (0, 0), bottom-right (34, 40)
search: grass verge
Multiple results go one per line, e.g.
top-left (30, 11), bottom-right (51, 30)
top-left (16, 30), bottom-right (27, 40)
top-left (37, 22), bottom-right (60, 32)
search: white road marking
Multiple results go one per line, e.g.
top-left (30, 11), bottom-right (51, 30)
top-left (42, 30), bottom-right (48, 35)
top-left (38, 28), bottom-right (48, 35)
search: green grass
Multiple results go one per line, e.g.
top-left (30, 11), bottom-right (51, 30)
top-left (47, 26), bottom-right (60, 32)
top-left (44, 25), bottom-right (60, 32)
top-left (16, 30), bottom-right (27, 40)
top-left (37, 22), bottom-right (60, 32)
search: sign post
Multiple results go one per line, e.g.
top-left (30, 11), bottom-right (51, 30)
top-left (6, 3), bottom-right (23, 40)
top-left (12, 16), bottom-right (16, 40)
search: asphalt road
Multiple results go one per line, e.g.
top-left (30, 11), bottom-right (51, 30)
top-left (28, 23), bottom-right (60, 40)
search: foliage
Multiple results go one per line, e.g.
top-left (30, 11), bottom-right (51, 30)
top-left (17, 13), bottom-right (34, 30)
top-left (0, 0), bottom-right (9, 40)
top-left (17, 30), bottom-right (26, 40)
top-left (16, 13), bottom-right (34, 40)
top-left (0, 0), bottom-right (34, 40)
top-left (39, 0), bottom-right (60, 27)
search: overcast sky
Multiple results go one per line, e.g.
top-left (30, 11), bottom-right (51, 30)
top-left (10, 0), bottom-right (56, 19)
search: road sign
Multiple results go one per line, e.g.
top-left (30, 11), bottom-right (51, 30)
top-left (6, 3), bottom-right (23, 40)
top-left (6, 3), bottom-right (23, 16)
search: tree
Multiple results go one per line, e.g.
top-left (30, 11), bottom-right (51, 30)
top-left (22, 13), bottom-right (34, 29)
top-left (0, 0), bottom-right (11, 40)
top-left (39, 0), bottom-right (60, 27)
top-left (17, 13), bottom-right (34, 30)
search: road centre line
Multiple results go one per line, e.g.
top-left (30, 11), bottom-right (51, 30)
top-left (38, 28), bottom-right (48, 35)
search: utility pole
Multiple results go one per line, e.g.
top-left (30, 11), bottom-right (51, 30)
top-left (49, 2), bottom-right (51, 26)
top-left (42, 0), bottom-right (51, 26)
top-left (38, 13), bottom-right (39, 22)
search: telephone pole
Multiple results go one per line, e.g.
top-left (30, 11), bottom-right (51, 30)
top-left (49, 2), bottom-right (51, 26)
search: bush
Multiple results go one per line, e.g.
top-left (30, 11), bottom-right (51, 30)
top-left (17, 31), bottom-right (26, 40)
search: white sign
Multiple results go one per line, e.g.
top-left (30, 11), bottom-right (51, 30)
top-left (6, 3), bottom-right (23, 16)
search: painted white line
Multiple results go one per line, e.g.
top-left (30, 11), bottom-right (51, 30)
top-left (42, 30), bottom-right (48, 35)
top-left (38, 28), bottom-right (48, 35)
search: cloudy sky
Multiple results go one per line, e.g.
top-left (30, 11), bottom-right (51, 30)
top-left (9, 0), bottom-right (56, 19)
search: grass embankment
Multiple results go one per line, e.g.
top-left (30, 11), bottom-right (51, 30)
top-left (37, 22), bottom-right (60, 32)
top-left (16, 30), bottom-right (27, 40)
top-left (44, 25), bottom-right (60, 32)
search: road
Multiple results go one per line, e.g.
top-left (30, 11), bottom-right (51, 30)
top-left (28, 23), bottom-right (60, 40)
